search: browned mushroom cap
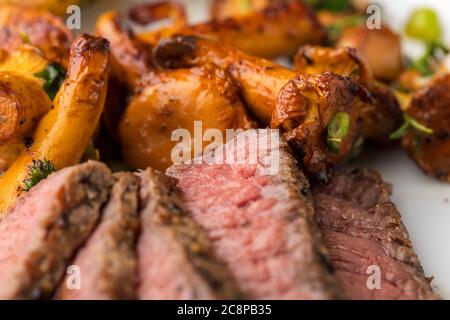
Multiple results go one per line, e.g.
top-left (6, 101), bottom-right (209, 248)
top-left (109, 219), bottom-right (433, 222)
top-left (294, 45), bottom-right (402, 144)
top-left (139, 0), bottom-right (326, 59)
top-left (0, 72), bottom-right (51, 144)
top-left (0, 6), bottom-right (73, 66)
top-left (272, 72), bottom-right (372, 183)
top-left (295, 45), bottom-right (372, 85)
top-left (338, 24), bottom-right (404, 82)
top-left (95, 11), bottom-right (153, 90)
top-left (155, 35), bottom-right (296, 124)
top-left (119, 64), bottom-right (256, 172)
top-left (402, 74), bottom-right (450, 182)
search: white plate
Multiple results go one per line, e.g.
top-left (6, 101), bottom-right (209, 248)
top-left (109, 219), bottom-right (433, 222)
top-left (81, 0), bottom-right (450, 298)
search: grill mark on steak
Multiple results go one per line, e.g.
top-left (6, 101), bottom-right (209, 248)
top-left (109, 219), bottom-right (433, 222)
top-left (0, 161), bottom-right (112, 299)
top-left (312, 168), bottom-right (438, 300)
top-left (167, 130), bottom-right (339, 299)
top-left (57, 173), bottom-right (140, 300)
top-left (137, 168), bottom-right (242, 300)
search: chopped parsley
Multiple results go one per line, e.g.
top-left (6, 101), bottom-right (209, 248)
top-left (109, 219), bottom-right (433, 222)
top-left (22, 159), bottom-right (56, 191)
top-left (34, 63), bottom-right (66, 100)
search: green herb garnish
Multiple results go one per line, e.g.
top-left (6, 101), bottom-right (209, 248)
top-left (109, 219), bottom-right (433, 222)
top-left (406, 8), bottom-right (442, 42)
top-left (327, 112), bottom-right (350, 155)
top-left (22, 159), bottom-right (56, 191)
top-left (34, 63), bottom-right (66, 100)
top-left (405, 8), bottom-right (448, 76)
top-left (410, 41), bottom-right (449, 76)
top-left (390, 113), bottom-right (433, 140)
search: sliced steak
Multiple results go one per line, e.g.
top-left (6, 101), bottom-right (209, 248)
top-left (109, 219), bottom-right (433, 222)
top-left (0, 161), bottom-right (112, 299)
top-left (58, 173), bottom-right (140, 300)
top-left (137, 168), bottom-right (242, 300)
top-left (167, 129), bottom-right (338, 299)
top-left (312, 168), bottom-right (438, 300)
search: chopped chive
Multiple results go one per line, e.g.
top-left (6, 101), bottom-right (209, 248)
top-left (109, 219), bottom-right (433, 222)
top-left (327, 112), bottom-right (350, 155)
top-left (390, 114), bottom-right (433, 140)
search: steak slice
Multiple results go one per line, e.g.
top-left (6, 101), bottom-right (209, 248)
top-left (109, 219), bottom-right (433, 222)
top-left (167, 129), bottom-right (338, 299)
top-left (312, 168), bottom-right (438, 300)
top-left (58, 173), bottom-right (140, 300)
top-left (0, 161), bottom-right (112, 299)
top-left (137, 168), bottom-right (242, 300)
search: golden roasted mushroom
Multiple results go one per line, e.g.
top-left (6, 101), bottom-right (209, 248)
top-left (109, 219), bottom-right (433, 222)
top-left (0, 44), bottom-right (54, 170)
top-left (119, 64), bottom-right (255, 171)
top-left (0, 6), bottom-right (73, 66)
top-left (294, 45), bottom-right (402, 144)
top-left (131, 0), bottom-right (326, 59)
top-left (314, 8), bottom-right (404, 82)
top-left (0, 72), bottom-right (51, 144)
top-left (295, 45), bottom-right (372, 84)
top-left (0, 44), bottom-right (49, 81)
top-left (271, 72), bottom-right (368, 181)
top-left (0, 34), bottom-right (109, 213)
top-left (96, 10), bottom-right (153, 90)
top-left (155, 36), bottom-right (297, 123)
top-left (338, 24), bottom-right (404, 82)
top-left (399, 74), bottom-right (450, 182)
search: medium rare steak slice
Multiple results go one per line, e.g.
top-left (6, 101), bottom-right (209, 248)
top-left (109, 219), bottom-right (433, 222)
top-left (0, 161), bottom-right (112, 299)
top-left (312, 168), bottom-right (438, 300)
top-left (137, 168), bottom-right (242, 300)
top-left (167, 130), bottom-right (338, 299)
top-left (58, 173), bottom-right (140, 300)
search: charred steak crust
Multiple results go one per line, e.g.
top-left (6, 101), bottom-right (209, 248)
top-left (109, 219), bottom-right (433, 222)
top-left (0, 161), bottom-right (113, 300)
top-left (312, 168), bottom-right (438, 300)
top-left (167, 130), bottom-right (339, 299)
top-left (58, 173), bottom-right (140, 300)
top-left (137, 168), bottom-right (242, 300)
